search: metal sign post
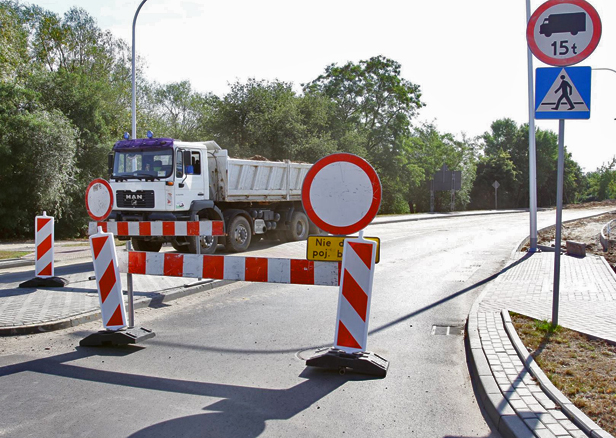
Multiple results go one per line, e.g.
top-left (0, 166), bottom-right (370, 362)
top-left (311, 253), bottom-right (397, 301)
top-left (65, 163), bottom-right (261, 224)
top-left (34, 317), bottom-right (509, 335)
top-left (552, 120), bottom-right (566, 327)
top-left (492, 181), bottom-right (500, 210)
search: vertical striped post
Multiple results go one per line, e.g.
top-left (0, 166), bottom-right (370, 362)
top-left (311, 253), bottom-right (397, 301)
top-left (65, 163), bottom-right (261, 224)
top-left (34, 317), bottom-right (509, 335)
top-left (90, 227), bottom-right (127, 331)
top-left (334, 235), bottom-right (377, 353)
top-left (35, 212), bottom-right (54, 278)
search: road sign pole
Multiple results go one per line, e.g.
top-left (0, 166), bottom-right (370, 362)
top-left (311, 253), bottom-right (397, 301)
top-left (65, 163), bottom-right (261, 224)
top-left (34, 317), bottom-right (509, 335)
top-left (526, 0), bottom-right (538, 252)
top-left (430, 180), bottom-right (434, 213)
top-left (495, 186), bottom-right (498, 210)
top-left (552, 119), bottom-right (565, 328)
top-left (126, 239), bottom-right (135, 329)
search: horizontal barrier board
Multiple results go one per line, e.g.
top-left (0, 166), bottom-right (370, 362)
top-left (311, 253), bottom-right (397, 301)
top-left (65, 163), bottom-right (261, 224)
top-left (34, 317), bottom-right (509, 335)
top-left (89, 221), bottom-right (225, 237)
top-left (117, 251), bottom-right (341, 287)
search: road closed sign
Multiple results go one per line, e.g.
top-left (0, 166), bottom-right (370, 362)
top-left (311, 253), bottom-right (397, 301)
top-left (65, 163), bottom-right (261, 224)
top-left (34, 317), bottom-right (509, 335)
top-left (527, 0), bottom-right (602, 66)
top-left (302, 153), bottom-right (381, 236)
top-left (85, 178), bottom-right (114, 221)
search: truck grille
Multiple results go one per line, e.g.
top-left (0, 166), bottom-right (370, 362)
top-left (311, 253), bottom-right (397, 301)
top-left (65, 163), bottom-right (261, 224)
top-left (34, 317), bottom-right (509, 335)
top-left (116, 190), bottom-right (155, 208)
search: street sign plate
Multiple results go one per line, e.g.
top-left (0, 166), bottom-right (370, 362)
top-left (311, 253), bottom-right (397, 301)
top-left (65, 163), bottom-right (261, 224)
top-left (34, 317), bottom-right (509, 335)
top-left (306, 235), bottom-right (380, 264)
top-left (85, 178), bottom-right (114, 221)
top-left (527, 0), bottom-right (602, 66)
top-left (302, 153), bottom-right (381, 236)
top-left (535, 66), bottom-right (591, 119)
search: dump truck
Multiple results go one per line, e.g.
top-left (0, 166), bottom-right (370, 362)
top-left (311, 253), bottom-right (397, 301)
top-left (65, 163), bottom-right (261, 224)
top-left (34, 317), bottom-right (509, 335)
top-left (106, 137), bottom-right (314, 254)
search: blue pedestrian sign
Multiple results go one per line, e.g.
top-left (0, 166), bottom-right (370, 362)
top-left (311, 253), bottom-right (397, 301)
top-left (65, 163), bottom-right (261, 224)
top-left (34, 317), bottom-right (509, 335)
top-left (535, 66), bottom-right (591, 119)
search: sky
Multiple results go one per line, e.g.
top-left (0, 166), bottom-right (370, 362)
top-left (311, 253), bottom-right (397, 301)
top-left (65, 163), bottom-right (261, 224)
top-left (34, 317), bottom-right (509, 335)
top-left (28, 0), bottom-right (616, 173)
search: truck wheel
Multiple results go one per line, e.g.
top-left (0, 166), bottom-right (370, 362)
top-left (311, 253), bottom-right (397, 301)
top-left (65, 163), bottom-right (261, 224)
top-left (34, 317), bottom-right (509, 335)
top-left (287, 211), bottom-right (309, 241)
top-left (308, 219), bottom-right (323, 236)
top-left (171, 238), bottom-right (190, 253)
top-left (188, 235), bottom-right (219, 255)
top-left (131, 238), bottom-right (163, 252)
top-left (226, 216), bottom-right (252, 252)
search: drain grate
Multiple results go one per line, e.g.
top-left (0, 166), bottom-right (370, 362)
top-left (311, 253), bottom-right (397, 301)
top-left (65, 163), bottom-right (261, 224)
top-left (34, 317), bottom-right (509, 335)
top-left (431, 325), bottom-right (464, 336)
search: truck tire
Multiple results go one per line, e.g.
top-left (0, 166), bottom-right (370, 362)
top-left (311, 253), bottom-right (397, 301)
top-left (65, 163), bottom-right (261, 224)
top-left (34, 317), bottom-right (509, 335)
top-left (226, 216), bottom-right (251, 252)
top-left (171, 238), bottom-right (190, 253)
top-left (188, 235), bottom-right (219, 255)
top-left (131, 238), bottom-right (163, 252)
top-left (286, 211), bottom-right (309, 241)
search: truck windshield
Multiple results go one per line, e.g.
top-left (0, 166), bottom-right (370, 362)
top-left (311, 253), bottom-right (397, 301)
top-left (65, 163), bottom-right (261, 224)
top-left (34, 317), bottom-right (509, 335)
top-left (112, 148), bottom-right (173, 180)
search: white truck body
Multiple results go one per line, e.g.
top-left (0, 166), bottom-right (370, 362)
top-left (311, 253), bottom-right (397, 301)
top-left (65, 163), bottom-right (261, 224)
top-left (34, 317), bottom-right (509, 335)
top-left (209, 149), bottom-right (310, 202)
top-left (107, 137), bottom-right (313, 253)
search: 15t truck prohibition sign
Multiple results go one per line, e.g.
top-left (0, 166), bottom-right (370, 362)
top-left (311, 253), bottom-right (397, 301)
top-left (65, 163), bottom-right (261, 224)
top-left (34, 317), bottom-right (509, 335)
top-left (527, 0), bottom-right (602, 66)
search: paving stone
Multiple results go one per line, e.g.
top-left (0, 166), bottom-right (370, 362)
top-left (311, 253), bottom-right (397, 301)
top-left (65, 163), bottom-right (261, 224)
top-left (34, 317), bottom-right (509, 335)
top-left (546, 422), bottom-right (570, 436)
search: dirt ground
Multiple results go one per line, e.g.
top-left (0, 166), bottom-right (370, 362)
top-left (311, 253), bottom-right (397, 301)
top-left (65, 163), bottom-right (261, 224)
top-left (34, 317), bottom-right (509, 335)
top-left (535, 201), bottom-right (616, 271)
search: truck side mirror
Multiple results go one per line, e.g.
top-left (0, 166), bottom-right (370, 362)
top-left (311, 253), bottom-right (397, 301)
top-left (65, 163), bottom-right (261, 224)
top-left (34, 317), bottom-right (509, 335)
top-left (107, 153), bottom-right (114, 176)
top-left (183, 151), bottom-right (191, 170)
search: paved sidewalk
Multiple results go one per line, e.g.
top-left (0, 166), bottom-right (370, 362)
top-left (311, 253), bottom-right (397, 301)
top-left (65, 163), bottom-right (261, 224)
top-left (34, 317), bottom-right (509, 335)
top-left (0, 247), bottom-right (227, 335)
top-left (469, 251), bottom-right (616, 438)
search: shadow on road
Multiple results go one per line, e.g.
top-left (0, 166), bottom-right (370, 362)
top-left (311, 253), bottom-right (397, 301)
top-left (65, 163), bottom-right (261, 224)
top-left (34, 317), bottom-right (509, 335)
top-left (369, 252), bottom-right (534, 336)
top-left (0, 346), bottom-right (360, 437)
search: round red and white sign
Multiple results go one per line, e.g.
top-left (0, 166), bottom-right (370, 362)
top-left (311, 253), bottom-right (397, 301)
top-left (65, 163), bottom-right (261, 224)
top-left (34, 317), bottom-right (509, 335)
top-left (302, 153), bottom-right (381, 235)
top-left (85, 178), bottom-right (114, 221)
top-left (527, 0), bottom-right (601, 66)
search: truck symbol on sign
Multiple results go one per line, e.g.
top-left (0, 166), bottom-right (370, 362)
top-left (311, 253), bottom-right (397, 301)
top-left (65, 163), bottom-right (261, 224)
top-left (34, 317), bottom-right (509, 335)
top-left (540, 12), bottom-right (586, 37)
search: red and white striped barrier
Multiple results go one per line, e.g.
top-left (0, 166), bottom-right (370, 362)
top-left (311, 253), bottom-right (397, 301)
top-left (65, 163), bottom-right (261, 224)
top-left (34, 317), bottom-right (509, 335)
top-left (117, 251), bottom-right (341, 286)
top-left (88, 220), bottom-right (225, 237)
top-left (89, 227), bottom-right (127, 330)
top-left (35, 212), bottom-right (54, 278)
top-left (334, 236), bottom-right (377, 352)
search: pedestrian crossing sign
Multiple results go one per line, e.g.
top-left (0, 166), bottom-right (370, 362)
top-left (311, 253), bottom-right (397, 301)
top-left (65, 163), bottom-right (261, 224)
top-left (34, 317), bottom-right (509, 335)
top-left (535, 66), bottom-right (591, 120)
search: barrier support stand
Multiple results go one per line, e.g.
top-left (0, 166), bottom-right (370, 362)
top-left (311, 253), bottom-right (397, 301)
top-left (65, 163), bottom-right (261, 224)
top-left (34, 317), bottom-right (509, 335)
top-left (306, 231), bottom-right (389, 377)
top-left (306, 348), bottom-right (389, 377)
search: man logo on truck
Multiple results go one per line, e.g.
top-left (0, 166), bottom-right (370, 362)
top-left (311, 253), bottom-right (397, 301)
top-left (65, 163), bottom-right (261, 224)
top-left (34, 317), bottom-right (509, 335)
top-left (540, 12), bottom-right (586, 37)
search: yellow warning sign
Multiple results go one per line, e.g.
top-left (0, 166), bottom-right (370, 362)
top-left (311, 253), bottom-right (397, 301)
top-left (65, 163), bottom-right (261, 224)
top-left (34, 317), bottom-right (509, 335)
top-left (306, 235), bottom-right (380, 264)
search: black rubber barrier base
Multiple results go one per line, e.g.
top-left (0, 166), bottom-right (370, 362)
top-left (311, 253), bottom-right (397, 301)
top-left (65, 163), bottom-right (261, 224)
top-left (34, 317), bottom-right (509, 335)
top-left (19, 276), bottom-right (69, 288)
top-left (79, 327), bottom-right (155, 347)
top-left (306, 348), bottom-right (389, 377)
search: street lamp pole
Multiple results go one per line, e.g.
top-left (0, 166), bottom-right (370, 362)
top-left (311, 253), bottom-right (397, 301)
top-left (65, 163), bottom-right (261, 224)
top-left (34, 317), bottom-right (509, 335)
top-left (132, 0), bottom-right (149, 140)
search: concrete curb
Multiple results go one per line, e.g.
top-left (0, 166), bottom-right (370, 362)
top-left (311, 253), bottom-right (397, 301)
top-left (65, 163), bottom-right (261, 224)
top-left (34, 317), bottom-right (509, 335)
top-left (0, 279), bottom-right (232, 336)
top-left (502, 310), bottom-right (614, 438)
top-left (0, 258), bottom-right (35, 270)
top-left (373, 208), bottom-right (530, 226)
top-left (466, 284), bottom-right (535, 438)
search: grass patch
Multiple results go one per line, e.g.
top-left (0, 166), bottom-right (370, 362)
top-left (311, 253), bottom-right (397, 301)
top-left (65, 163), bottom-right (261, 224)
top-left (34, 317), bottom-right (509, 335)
top-left (511, 313), bottom-right (616, 435)
top-left (0, 250), bottom-right (31, 260)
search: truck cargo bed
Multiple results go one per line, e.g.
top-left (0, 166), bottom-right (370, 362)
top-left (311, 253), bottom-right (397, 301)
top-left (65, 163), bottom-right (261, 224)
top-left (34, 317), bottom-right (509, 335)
top-left (209, 152), bottom-right (311, 202)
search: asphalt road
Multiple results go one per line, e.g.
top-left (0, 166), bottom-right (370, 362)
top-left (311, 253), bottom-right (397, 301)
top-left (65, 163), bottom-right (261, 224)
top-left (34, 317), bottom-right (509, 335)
top-left (0, 208), bottom-right (611, 438)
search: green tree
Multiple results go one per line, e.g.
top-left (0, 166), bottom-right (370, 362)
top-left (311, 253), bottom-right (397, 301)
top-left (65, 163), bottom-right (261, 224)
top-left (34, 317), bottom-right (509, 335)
top-left (141, 80), bottom-right (216, 141)
top-left (303, 55), bottom-right (424, 153)
top-left (585, 158), bottom-right (616, 201)
top-left (207, 79), bottom-right (337, 162)
top-left (0, 1), bottom-right (29, 81)
top-left (0, 84), bottom-right (78, 237)
top-left (469, 150), bottom-right (517, 209)
top-left (401, 123), bottom-right (478, 213)
top-left (479, 118), bottom-right (585, 208)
